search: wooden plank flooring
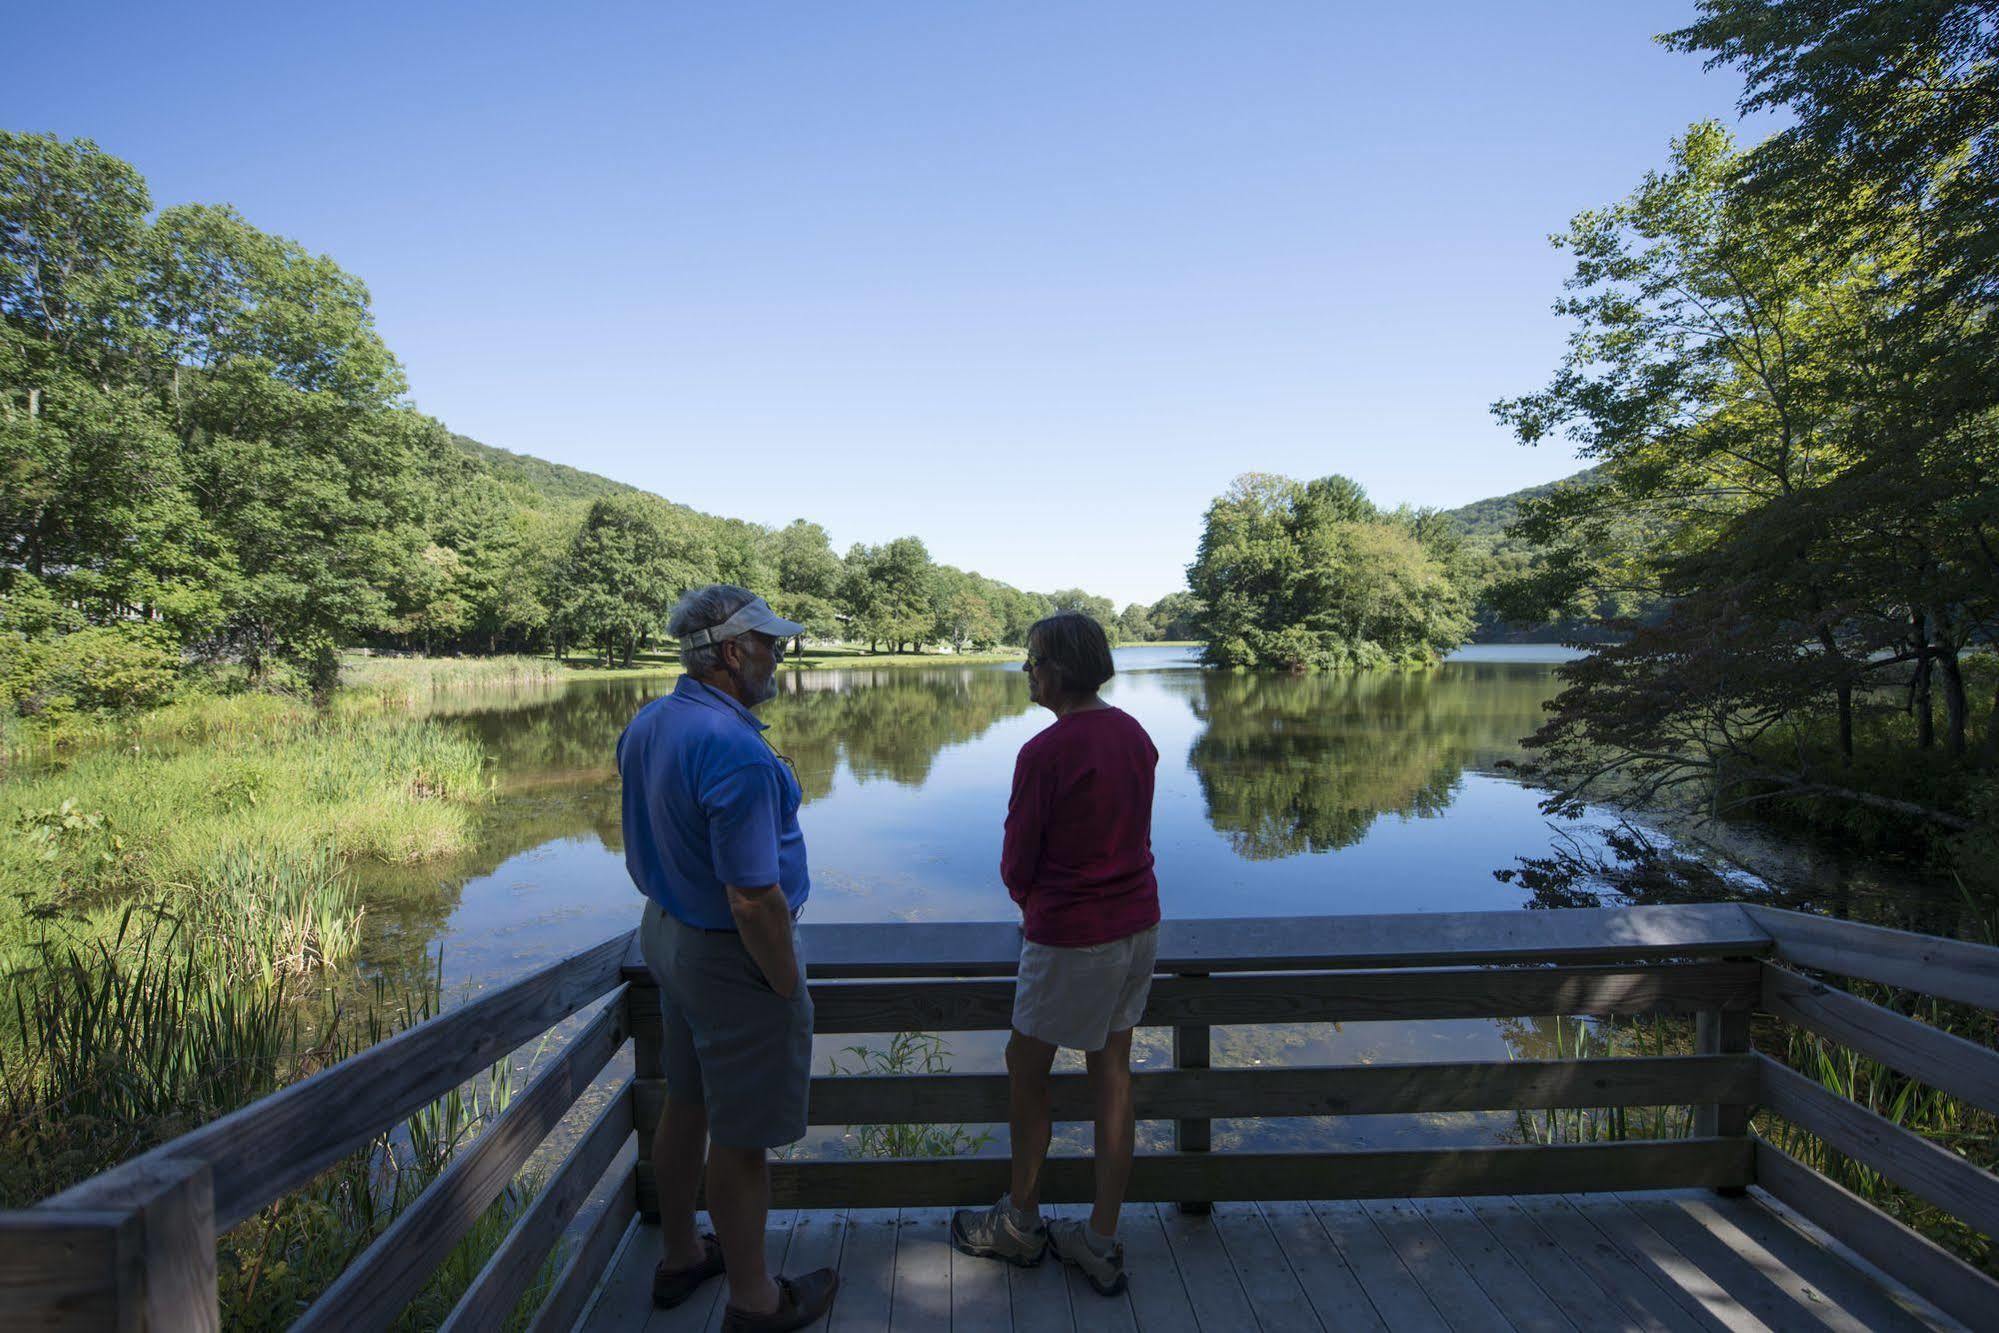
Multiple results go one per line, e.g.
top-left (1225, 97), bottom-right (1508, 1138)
top-left (577, 1190), bottom-right (1964, 1331)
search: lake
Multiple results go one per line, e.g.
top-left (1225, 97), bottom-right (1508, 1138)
top-left (359, 644), bottom-right (1623, 1152)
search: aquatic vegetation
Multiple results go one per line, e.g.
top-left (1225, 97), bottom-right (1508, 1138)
top-left (826, 1031), bottom-right (992, 1159)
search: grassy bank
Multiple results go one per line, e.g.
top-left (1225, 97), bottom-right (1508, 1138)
top-left (0, 690), bottom-right (487, 971)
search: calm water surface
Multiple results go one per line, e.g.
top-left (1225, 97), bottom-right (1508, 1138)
top-left (358, 645), bottom-right (1618, 1150)
top-left (366, 644), bottom-right (1593, 989)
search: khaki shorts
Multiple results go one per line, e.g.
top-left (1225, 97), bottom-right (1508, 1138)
top-left (638, 899), bottom-right (814, 1149)
top-left (1011, 925), bottom-right (1159, 1052)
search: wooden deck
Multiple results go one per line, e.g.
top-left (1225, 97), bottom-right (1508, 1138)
top-left (577, 1188), bottom-right (1963, 1332)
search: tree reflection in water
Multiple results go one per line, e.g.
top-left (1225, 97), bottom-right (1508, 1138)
top-left (1185, 664), bottom-right (1560, 860)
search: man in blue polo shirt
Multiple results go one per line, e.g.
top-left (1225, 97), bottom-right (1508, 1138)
top-left (618, 584), bottom-right (836, 1333)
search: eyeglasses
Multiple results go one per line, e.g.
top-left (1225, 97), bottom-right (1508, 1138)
top-left (1023, 653), bottom-right (1041, 671)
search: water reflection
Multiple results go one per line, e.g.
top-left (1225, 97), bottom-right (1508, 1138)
top-left (1184, 665), bottom-right (1561, 860)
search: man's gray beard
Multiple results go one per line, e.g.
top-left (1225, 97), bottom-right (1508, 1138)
top-left (741, 662), bottom-right (778, 706)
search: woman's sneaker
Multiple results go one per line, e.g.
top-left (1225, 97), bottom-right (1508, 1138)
top-left (1048, 1218), bottom-right (1127, 1295)
top-left (949, 1196), bottom-right (1047, 1266)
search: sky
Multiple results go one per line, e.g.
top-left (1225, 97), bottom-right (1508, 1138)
top-left (8, 1), bottom-right (1769, 607)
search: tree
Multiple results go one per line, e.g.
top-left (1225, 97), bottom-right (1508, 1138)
top-left (1146, 591), bottom-right (1204, 641)
top-left (1116, 602), bottom-right (1154, 643)
top-left (554, 495), bottom-right (702, 667)
top-left (1494, 105), bottom-right (1998, 871)
top-left (1046, 589), bottom-right (1120, 644)
top-left (839, 537), bottom-right (937, 652)
top-left (1187, 473), bottom-right (1471, 669)
top-left (768, 520), bottom-right (845, 651)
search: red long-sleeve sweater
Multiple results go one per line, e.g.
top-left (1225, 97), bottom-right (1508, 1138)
top-left (1000, 705), bottom-right (1161, 947)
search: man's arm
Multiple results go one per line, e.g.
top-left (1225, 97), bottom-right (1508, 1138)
top-left (727, 882), bottom-right (800, 997)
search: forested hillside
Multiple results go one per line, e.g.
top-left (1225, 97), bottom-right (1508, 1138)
top-left (0, 131), bottom-right (1132, 720)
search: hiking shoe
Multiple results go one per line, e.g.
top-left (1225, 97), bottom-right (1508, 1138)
top-left (1048, 1218), bottom-right (1127, 1296)
top-left (949, 1197), bottom-right (1048, 1266)
top-left (720, 1268), bottom-right (838, 1332)
top-left (653, 1233), bottom-right (725, 1308)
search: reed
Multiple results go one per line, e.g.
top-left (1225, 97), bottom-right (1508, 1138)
top-left (825, 1031), bottom-right (993, 1159)
top-left (1510, 1013), bottom-right (1695, 1146)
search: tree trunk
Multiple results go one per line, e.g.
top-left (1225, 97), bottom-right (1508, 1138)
top-left (1911, 612), bottom-right (1934, 750)
top-left (1983, 673), bottom-right (1999, 765)
top-left (1939, 644), bottom-right (1968, 758)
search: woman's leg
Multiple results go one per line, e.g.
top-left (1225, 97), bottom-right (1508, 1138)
top-left (1085, 1027), bottom-right (1136, 1237)
top-left (1007, 1029), bottom-right (1058, 1212)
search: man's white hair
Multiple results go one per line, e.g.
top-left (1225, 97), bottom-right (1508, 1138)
top-left (669, 583), bottom-right (759, 675)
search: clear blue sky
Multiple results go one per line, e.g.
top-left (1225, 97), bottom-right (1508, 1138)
top-left (9, 2), bottom-right (1765, 607)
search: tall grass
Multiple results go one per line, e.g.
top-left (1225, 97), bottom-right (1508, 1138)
top-left (1511, 1013), bottom-right (1695, 1145)
top-left (825, 1031), bottom-right (992, 1158)
top-left (340, 653), bottom-right (564, 702)
top-left (0, 691), bottom-right (486, 971)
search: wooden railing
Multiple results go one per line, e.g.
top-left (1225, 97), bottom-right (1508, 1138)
top-left (5, 901), bottom-right (1997, 1329)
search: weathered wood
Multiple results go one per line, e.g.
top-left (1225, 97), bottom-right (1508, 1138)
top-left (1698, 1189), bottom-right (1940, 1333)
top-left (1754, 1140), bottom-right (1999, 1333)
top-left (770, 1139), bottom-right (1753, 1208)
top-left (1758, 1053), bottom-right (1999, 1241)
top-left (828, 1209), bottom-right (900, 1332)
top-left (1256, 1201), bottom-right (1387, 1332)
top-left (1744, 906), bottom-right (1999, 1010)
top-left (626, 977), bottom-right (665, 1080)
top-left (810, 961), bottom-right (1763, 1034)
top-left (888, 1208), bottom-right (952, 1333)
top-left (1359, 1199), bottom-right (1510, 1332)
top-left (1311, 1199), bottom-right (1450, 1333)
top-left (298, 990), bottom-right (630, 1331)
top-left (526, 1161), bottom-right (638, 1333)
top-left (948, 1210), bottom-right (1011, 1333)
top-left (0, 1210), bottom-right (142, 1331)
top-left (1154, 1200), bottom-right (1258, 1329)
top-left (1407, 1197), bottom-right (1574, 1332)
top-left (1116, 1204), bottom-right (1199, 1333)
top-left (1561, 1193), bottom-right (1764, 1332)
top-left (31, 1158), bottom-right (219, 1333)
top-left (781, 1208), bottom-right (851, 1330)
top-left (799, 904), bottom-right (1769, 977)
top-left (1504, 1195), bottom-right (1704, 1333)
top-left (1460, 1196), bottom-right (1655, 1333)
top-left (1761, 964), bottom-right (1999, 1119)
top-left (796, 1055), bottom-right (1759, 1127)
top-left (1693, 1009), bottom-right (1753, 1141)
top-left (1616, 1190), bottom-right (1875, 1333)
top-left (440, 1079), bottom-right (636, 1333)
top-left (1210, 1202), bottom-right (1320, 1333)
top-left (575, 1216), bottom-right (653, 1333)
top-left (1171, 1005), bottom-right (1210, 1217)
top-left (49, 931), bottom-right (632, 1232)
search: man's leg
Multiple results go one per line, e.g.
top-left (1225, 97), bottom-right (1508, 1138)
top-left (706, 1143), bottom-right (781, 1314)
top-left (1007, 1029), bottom-right (1059, 1214)
top-left (1084, 1027), bottom-right (1136, 1239)
top-left (656, 1092), bottom-right (710, 1270)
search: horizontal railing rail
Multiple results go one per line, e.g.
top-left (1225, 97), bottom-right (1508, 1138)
top-left (11, 899), bottom-right (1999, 1330)
top-left (1741, 906), bottom-right (1999, 1329)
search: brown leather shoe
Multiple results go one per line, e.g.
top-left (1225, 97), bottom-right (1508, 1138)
top-left (653, 1234), bottom-right (725, 1309)
top-left (720, 1268), bottom-right (839, 1332)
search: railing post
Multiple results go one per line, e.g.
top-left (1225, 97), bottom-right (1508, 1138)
top-left (1173, 971), bottom-right (1211, 1216)
top-left (1695, 1005), bottom-right (1752, 1196)
top-left (1, 1157), bottom-right (219, 1331)
top-left (624, 942), bottom-right (666, 1223)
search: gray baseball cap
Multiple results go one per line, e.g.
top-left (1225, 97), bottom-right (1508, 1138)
top-left (678, 594), bottom-right (805, 648)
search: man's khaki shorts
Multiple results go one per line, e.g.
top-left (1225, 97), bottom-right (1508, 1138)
top-left (639, 899), bottom-right (813, 1148)
top-left (1011, 924), bottom-right (1159, 1052)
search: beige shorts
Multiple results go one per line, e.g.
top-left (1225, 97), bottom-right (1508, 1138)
top-left (1011, 925), bottom-right (1160, 1052)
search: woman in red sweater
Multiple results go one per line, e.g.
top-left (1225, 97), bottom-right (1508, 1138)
top-left (951, 613), bottom-right (1160, 1297)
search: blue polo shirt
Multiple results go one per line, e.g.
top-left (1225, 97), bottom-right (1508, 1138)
top-left (617, 675), bottom-right (809, 929)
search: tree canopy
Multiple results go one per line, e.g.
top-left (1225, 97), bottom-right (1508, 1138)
top-left (1186, 473), bottom-right (1474, 670)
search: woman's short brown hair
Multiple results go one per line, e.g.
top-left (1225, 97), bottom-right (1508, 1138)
top-left (1028, 612), bottom-right (1115, 695)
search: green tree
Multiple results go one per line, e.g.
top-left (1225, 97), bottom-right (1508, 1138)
top-left (554, 495), bottom-right (703, 666)
top-left (1188, 473), bottom-right (1471, 669)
